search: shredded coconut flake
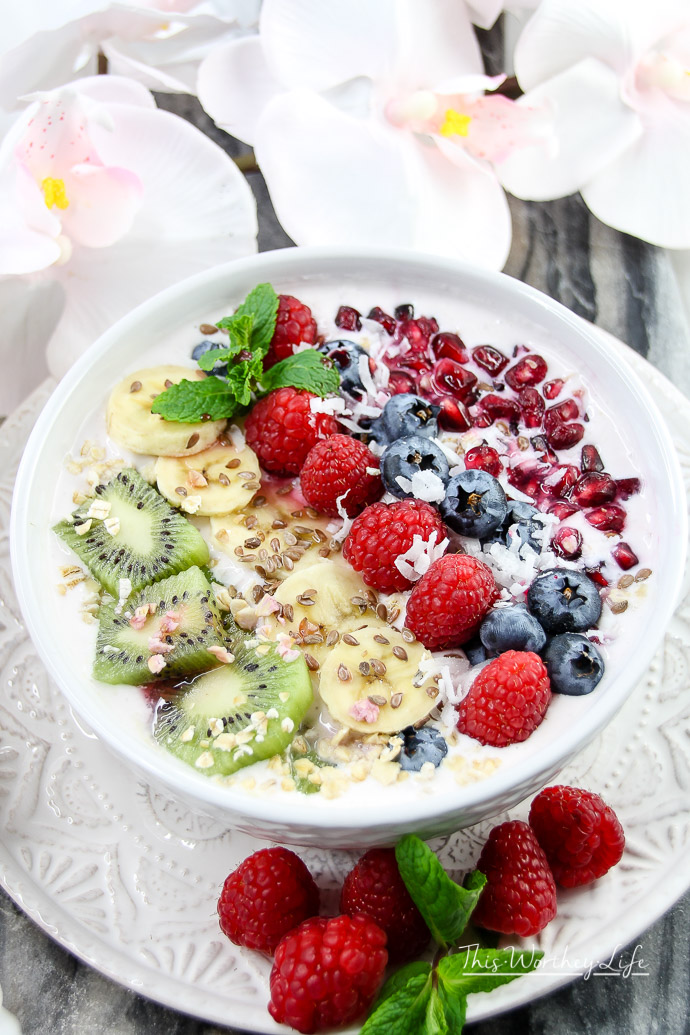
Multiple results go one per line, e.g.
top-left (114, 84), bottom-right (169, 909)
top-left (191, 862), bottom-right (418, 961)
top-left (310, 396), bottom-right (347, 416)
top-left (115, 577), bottom-right (132, 615)
top-left (227, 423), bottom-right (245, 450)
top-left (395, 470), bottom-right (446, 504)
top-left (181, 494), bottom-right (202, 515)
top-left (394, 531), bottom-right (449, 581)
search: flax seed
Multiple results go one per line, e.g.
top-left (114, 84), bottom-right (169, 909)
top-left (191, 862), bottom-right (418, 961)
top-left (304, 654), bottom-right (320, 671)
top-left (359, 661), bottom-right (371, 676)
top-left (338, 664), bottom-right (351, 682)
top-left (326, 630), bottom-right (340, 646)
top-left (392, 646), bottom-right (408, 661)
top-left (272, 519), bottom-right (288, 529)
top-left (342, 633), bottom-right (359, 646)
top-left (401, 628), bottom-right (416, 643)
top-left (368, 694), bottom-right (387, 707)
top-left (370, 658), bottom-right (386, 677)
top-left (617, 574), bottom-right (634, 589)
top-left (376, 603), bottom-right (388, 622)
top-left (199, 323), bottom-right (218, 335)
top-left (373, 634), bottom-right (390, 645)
top-left (226, 458), bottom-right (242, 468)
top-left (391, 693), bottom-right (403, 709)
top-left (129, 380), bottom-right (142, 393)
top-left (635, 568), bottom-right (652, 581)
top-left (186, 432), bottom-right (200, 449)
top-left (175, 486), bottom-right (187, 497)
top-left (244, 537), bottom-right (261, 549)
top-left (218, 473), bottom-right (230, 486)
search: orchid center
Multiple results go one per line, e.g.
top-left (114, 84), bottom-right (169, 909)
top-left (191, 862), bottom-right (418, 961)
top-left (42, 177), bottom-right (69, 210)
top-left (637, 50), bottom-right (690, 102)
top-left (440, 108), bottom-right (472, 138)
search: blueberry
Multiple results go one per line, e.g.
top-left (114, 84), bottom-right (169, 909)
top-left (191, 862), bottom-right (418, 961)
top-left (441, 470), bottom-right (507, 538)
top-left (380, 435), bottom-right (449, 500)
top-left (543, 633), bottom-right (605, 695)
top-left (479, 604), bottom-right (547, 655)
top-left (369, 393), bottom-right (440, 444)
top-left (397, 725), bottom-right (448, 771)
top-left (191, 339), bottom-right (217, 361)
top-left (319, 339), bottom-right (370, 399)
top-left (463, 636), bottom-right (489, 665)
top-left (527, 567), bottom-right (602, 634)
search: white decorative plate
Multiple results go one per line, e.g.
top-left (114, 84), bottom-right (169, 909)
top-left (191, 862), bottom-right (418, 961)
top-left (2, 334), bottom-right (690, 1032)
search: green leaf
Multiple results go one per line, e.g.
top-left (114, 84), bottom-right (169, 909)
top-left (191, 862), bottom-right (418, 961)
top-left (258, 349), bottom-right (340, 397)
top-left (217, 283), bottom-right (278, 358)
top-left (361, 971), bottom-right (432, 1035)
top-left (375, 963), bottom-right (432, 1008)
top-left (225, 352), bottom-right (264, 408)
top-left (197, 314), bottom-right (254, 371)
top-left (438, 947), bottom-right (544, 997)
top-left (437, 984), bottom-right (468, 1033)
top-left (395, 837), bottom-right (486, 950)
top-left (425, 988), bottom-right (450, 1035)
top-left (150, 377), bottom-right (239, 422)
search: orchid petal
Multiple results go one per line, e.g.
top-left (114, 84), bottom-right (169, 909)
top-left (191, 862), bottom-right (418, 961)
top-left (260, 0), bottom-right (397, 91)
top-left (582, 115), bottom-right (690, 248)
top-left (514, 0), bottom-right (688, 89)
top-left (0, 165), bottom-right (61, 274)
top-left (60, 72), bottom-right (157, 109)
top-left (434, 73), bottom-right (506, 97)
top-left (391, 0), bottom-right (483, 92)
top-left (61, 164), bottom-right (143, 248)
top-left (197, 36), bottom-right (282, 145)
top-left (0, 276), bottom-right (61, 411)
top-left (496, 58), bottom-right (642, 201)
top-left (438, 93), bottom-right (551, 165)
top-left (465, 0), bottom-right (506, 30)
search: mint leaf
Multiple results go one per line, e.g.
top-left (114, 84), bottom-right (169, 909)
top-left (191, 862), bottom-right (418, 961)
top-left (225, 352), bottom-right (264, 408)
top-left (375, 962), bottom-right (432, 1008)
top-left (395, 837), bottom-right (486, 949)
top-left (361, 970), bottom-right (432, 1035)
top-left (438, 947), bottom-right (543, 996)
top-left (197, 314), bottom-right (254, 371)
top-left (259, 349), bottom-right (340, 397)
top-left (437, 984), bottom-right (467, 1033)
top-left (425, 988), bottom-right (450, 1035)
top-left (217, 283), bottom-right (278, 358)
top-left (150, 377), bottom-right (239, 422)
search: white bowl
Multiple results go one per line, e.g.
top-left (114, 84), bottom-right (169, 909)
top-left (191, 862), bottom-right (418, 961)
top-left (11, 247), bottom-right (687, 848)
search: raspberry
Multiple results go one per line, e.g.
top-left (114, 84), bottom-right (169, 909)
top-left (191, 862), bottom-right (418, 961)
top-left (456, 650), bottom-right (551, 746)
top-left (529, 785), bottom-right (625, 888)
top-left (343, 499), bottom-right (447, 594)
top-left (268, 914), bottom-right (388, 1034)
top-left (264, 294), bottom-right (317, 368)
top-left (244, 387), bottom-right (338, 476)
top-left (300, 434), bottom-right (382, 517)
top-left (217, 847), bottom-right (319, 955)
top-left (405, 554), bottom-right (497, 650)
top-left (473, 821), bottom-right (557, 936)
top-left (340, 848), bottom-right (429, 963)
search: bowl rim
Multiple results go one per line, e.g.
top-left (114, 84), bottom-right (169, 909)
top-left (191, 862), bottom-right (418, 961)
top-left (11, 245), bottom-right (688, 832)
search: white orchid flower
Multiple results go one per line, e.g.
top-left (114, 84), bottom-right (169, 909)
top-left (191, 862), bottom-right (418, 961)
top-left (496, 0), bottom-right (690, 248)
top-left (0, 76), bottom-right (256, 406)
top-left (466, 0), bottom-right (540, 31)
top-left (0, 0), bottom-right (260, 109)
top-left (197, 0), bottom-right (549, 269)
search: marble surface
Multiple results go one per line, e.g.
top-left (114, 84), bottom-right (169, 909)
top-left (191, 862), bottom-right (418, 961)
top-left (1, 90), bottom-right (690, 1035)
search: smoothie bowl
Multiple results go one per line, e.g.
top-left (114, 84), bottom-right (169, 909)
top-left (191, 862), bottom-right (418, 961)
top-left (10, 248), bottom-right (686, 848)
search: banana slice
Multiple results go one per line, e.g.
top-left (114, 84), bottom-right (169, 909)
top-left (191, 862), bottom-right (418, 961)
top-left (273, 561), bottom-right (366, 630)
top-left (318, 623), bottom-right (436, 734)
top-left (107, 366), bottom-right (226, 456)
top-left (155, 443), bottom-right (261, 516)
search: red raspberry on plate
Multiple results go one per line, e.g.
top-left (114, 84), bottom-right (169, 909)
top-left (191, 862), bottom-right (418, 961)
top-left (300, 434), bottom-right (382, 518)
top-left (529, 785), bottom-right (625, 888)
top-left (244, 387), bottom-right (338, 476)
top-left (456, 650), bottom-right (551, 747)
top-left (217, 847), bottom-right (319, 955)
top-left (340, 848), bottom-right (429, 963)
top-left (472, 821), bottom-right (557, 937)
top-left (342, 499), bottom-right (447, 593)
top-left (405, 554), bottom-right (497, 650)
top-left (264, 294), bottom-right (317, 369)
top-left (268, 914), bottom-right (388, 1034)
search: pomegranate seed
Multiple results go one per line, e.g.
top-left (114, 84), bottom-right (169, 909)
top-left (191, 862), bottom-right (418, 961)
top-left (504, 353), bottom-right (548, 390)
top-left (438, 396), bottom-right (472, 431)
top-left (431, 359), bottom-right (477, 401)
top-left (387, 370), bottom-right (417, 395)
top-left (616, 477), bottom-right (641, 500)
top-left (395, 303), bottom-right (414, 320)
top-left (476, 393), bottom-right (521, 424)
top-left (612, 542), bottom-right (639, 570)
top-left (548, 501), bottom-right (580, 520)
top-left (473, 412), bottom-right (493, 428)
top-left (586, 504), bottom-right (626, 532)
top-left (335, 305), bottom-right (361, 332)
top-left (518, 386), bottom-right (545, 428)
top-left (400, 354), bottom-right (433, 376)
top-left (545, 399), bottom-right (579, 425)
top-left (531, 435), bottom-right (557, 464)
top-left (585, 565), bottom-right (609, 588)
top-left (552, 526), bottom-right (583, 560)
top-left (367, 306), bottom-right (396, 335)
top-left (472, 345), bottom-right (509, 376)
top-left (540, 464), bottom-right (579, 498)
top-left (580, 444), bottom-right (604, 472)
top-left (464, 445), bottom-right (503, 477)
top-left (400, 317), bottom-right (438, 351)
top-left (543, 378), bottom-right (564, 400)
top-left (546, 422), bottom-right (585, 450)
top-left (570, 472), bottom-right (617, 507)
top-left (508, 460), bottom-right (549, 498)
top-left (431, 332), bottom-right (468, 364)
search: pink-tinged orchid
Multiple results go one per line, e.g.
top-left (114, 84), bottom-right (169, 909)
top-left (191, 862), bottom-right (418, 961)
top-left (0, 0), bottom-right (259, 109)
top-left (496, 0), bottom-right (690, 248)
top-left (0, 76), bottom-right (256, 402)
top-left (197, 0), bottom-right (549, 269)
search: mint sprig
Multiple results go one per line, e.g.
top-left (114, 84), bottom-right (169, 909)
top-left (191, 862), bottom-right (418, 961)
top-left (151, 283), bottom-right (339, 423)
top-left (362, 835), bottom-right (543, 1035)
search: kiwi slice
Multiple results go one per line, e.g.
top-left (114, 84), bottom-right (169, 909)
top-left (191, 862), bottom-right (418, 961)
top-left (54, 468), bottom-right (209, 597)
top-left (94, 566), bottom-right (233, 685)
top-left (153, 639), bottom-right (313, 778)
